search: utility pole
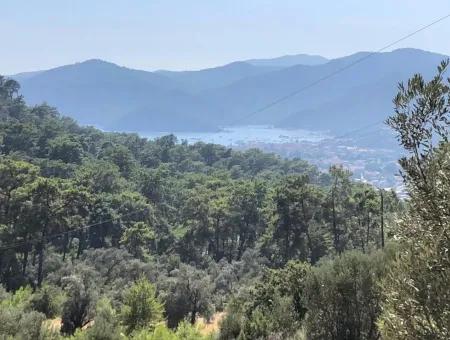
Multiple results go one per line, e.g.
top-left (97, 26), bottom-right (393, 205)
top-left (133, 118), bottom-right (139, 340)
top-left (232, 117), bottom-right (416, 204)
top-left (380, 189), bottom-right (385, 248)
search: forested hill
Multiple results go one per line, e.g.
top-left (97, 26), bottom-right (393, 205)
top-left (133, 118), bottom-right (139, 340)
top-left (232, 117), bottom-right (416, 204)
top-left (0, 75), bottom-right (401, 338)
top-left (1, 62), bottom-right (449, 340)
top-left (12, 48), bottom-right (448, 133)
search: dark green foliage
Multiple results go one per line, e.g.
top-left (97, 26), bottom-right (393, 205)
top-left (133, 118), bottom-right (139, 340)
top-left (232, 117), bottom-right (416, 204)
top-left (83, 298), bottom-right (121, 340)
top-left (48, 135), bottom-right (83, 164)
top-left (379, 60), bottom-right (450, 339)
top-left (120, 222), bottom-right (155, 260)
top-left (0, 74), bottom-right (412, 339)
top-left (29, 284), bottom-right (62, 318)
top-left (218, 302), bottom-right (242, 340)
top-left (0, 286), bottom-right (46, 339)
top-left (304, 251), bottom-right (389, 340)
top-left (60, 275), bottom-right (96, 335)
top-left (264, 175), bottom-right (324, 265)
top-left (251, 271), bottom-right (305, 338)
top-left (0, 309), bottom-right (46, 340)
top-left (219, 261), bottom-right (310, 339)
top-left (162, 264), bottom-right (213, 328)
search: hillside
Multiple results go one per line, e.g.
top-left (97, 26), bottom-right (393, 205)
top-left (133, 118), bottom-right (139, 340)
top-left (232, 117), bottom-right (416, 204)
top-left (12, 48), bottom-right (449, 133)
top-left (0, 70), bottom-right (405, 339)
top-left (202, 49), bottom-right (448, 130)
top-left (156, 61), bottom-right (280, 93)
top-left (13, 59), bottom-right (218, 132)
top-left (1, 52), bottom-right (449, 340)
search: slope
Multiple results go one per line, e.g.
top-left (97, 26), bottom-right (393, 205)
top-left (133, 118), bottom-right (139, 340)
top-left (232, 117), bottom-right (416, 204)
top-left (16, 59), bottom-right (218, 131)
top-left (200, 49), bottom-right (448, 131)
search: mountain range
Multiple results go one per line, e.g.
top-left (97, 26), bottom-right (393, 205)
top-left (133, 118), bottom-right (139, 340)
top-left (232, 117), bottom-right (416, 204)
top-left (10, 49), bottom-right (448, 133)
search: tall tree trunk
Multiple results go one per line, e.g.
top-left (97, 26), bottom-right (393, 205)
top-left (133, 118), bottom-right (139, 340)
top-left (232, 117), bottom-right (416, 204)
top-left (21, 234), bottom-right (29, 277)
top-left (76, 230), bottom-right (84, 259)
top-left (190, 293), bottom-right (198, 324)
top-left (62, 232), bottom-right (69, 262)
top-left (301, 199), bottom-right (313, 261)
top-left (37, 225), bottom-right (47, 288)
top-left (214, 217), bottom-right (220, 260)
top-left (190, 307), bottom-right (197, 325)
top-left (228, 237), bottom-right (234, 263)
top-left (221, 238), bottom-right (225, 261)
top-left (237, 223), bottom-right (248, 259)
top-left (32, 248), bottom-right (37, 266)
top-left (284, 222), bottom-right (291, 263)
top-left (358, 217), bottom-right (365, 253)
top-left (366, 212), bottom-right (371, 247)
top-left (332, 194), bottom-right (339, 252)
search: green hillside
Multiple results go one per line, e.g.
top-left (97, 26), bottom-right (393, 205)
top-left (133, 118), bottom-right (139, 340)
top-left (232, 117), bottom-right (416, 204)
top-left (1, 59), bottom-right (449, 339)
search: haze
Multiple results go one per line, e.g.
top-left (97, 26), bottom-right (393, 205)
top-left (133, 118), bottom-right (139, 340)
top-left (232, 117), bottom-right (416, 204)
top-left (2, 0), bottom-right (450, 74)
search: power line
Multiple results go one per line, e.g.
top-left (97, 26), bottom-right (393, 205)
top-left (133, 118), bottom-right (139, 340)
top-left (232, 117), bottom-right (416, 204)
top-left (330, 121), bottom-right (384, 141)
top-left (0, 208), bottom-right (146, 252)
top-left (2, 14), bottom-right (449, 253)
top-left (227, 13), bottom-right (450, 126)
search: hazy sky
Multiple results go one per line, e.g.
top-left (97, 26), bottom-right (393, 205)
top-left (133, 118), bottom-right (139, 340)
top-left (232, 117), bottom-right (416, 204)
top-left (2, 0), bottom-right (450, 74)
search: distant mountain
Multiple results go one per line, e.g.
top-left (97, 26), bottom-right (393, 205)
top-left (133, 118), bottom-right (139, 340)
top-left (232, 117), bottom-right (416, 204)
top-left (156, 62), bottom-right (280, 94)
top-left (277, 49), bottom-right (449, 130)
top-left (199, 48), bottom-right (448, 131)
top-left (155, 54), bottom-right (328, 94)
top-left (11, 48), bottom-right (449, 134)
top-left (14, 59), bottom-right (217, 131)
top-left (245, 53), bottom-right (329, 67)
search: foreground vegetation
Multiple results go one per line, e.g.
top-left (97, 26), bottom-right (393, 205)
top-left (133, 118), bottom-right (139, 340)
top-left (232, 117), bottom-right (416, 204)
top-left (0, 61), bottom-right (449, 339)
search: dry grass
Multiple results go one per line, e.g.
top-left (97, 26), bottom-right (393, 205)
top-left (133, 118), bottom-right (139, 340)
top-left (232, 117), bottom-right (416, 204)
top-left (44, 317), bottom-right (62, 332)
top-left (196, 311), bottom-right (226, 335)
top-left (43, 317), bottom-right (94, 333)
top-left (44, 312), bottom-right (225, 336)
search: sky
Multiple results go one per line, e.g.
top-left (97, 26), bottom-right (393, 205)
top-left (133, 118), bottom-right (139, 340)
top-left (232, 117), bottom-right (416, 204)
top-left (2, 0), bottom-right (450, 74)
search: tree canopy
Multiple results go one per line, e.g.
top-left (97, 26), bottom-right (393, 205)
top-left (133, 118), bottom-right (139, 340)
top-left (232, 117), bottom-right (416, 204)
top-left (0, 60), bottom-right (447, 340)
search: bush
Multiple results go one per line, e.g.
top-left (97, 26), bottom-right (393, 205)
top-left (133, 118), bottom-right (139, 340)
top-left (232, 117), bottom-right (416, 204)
top-left (17, 311), bottom-right (47, 340)
top-left (133, 324), bottom-right (177, 340)
top-left (60, 275), bottom-right (96, 335)
top-left (162, 264), bottom-right (212, 328)
top-left (219, 261), bottom-right (310, 339)
top-left (133, 322), bottom-right (213, 340)
top-left (218, 302), bottom-right (242, 340)
top-left (83, 298), bottom-right (121, 340)
top-left (379, 61), bottom-right (450, 339)
top-left (0, 305), bottom-right (45, 339)
top-left (30, 284), bottom-right (63, 318)
top-left (121, 278), bottom-right (163, 334)
top-left (1, 285), bottom-right (32, 309)
top-left (304, 251), bottom-right (389, 340)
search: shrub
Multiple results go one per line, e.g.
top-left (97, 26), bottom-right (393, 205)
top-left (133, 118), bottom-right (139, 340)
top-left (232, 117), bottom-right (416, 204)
top-left (30, 284), bottom-right (62, 318)
top-left (83, 298), bottom-right (121, 340)
top-left (121, 278), bottom-right (164, 334)
top-left (304, 251), bottom-right (389, 340)
top-left (60, 275), bottom-right (96, 335)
